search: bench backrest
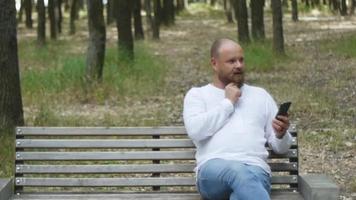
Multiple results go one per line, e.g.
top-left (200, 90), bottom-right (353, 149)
top-left (14, 126), bottom-right (298, 194)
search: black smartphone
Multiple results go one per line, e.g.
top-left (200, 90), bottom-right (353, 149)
top-left (275, 102), bottom-right (292, 118)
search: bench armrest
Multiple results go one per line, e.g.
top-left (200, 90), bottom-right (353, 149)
top-left (0, 178), bottom-right (13, 200)
top-left (299, 174), bottom-right (339, 200)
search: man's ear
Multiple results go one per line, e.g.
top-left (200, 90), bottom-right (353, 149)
top-left (211, 57), bottom-right (218, 71)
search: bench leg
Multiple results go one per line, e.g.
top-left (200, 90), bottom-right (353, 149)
top-left (299, 174), bottom-right (339, 200)
top-left (0, 178), bottom-right (13, 200)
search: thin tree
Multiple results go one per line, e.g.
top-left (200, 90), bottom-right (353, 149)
top-left (24, 0), bottom-right (33, 28)
top-left (69, 0), bottom-right (78, 34)
top-left (57, 0), bottom-right (63, 33)
top-left (86, 0), bottom-right (106, 82)
top-left (271, 0), bottom-right (285, 54)
top-left (133, 0), bottom-right (145, 40)
top-left (152, 0), bottom-right (161, 39)
top-left (351, 0), bottom-right (355, 15)
top-left (162, 0), bottom-right (175, 26)
top-left (232, 0), bottom-right (250, 43)
top-left (224, 0), bottom-right (234, 23)
top-left (250, 0), bottom-right (265, 40)
top-left (340, 0), bottom-right (347, 15)
top-left (48, 0), bottom-right (58, 39)
top-left (106, 0), bottom-right (115, 25)
top-left (291, 0), bottom-right (298, 22)
top-left (0, 0), bottom-right (25, 130)
top-left (37, 0), bottom-right (46, 46)
top-left (145, 0), bottom-right (153, 33)
top-left (115, 1), bottom-right (134, 59)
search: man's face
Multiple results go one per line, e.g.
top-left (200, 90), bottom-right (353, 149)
top-left (212, 43), bottom-right (245, 87)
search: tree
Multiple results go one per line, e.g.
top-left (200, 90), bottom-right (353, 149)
top-left (340, 0), bottom-right (347, 15)
top-left (271, 0), bottom-right (285, 54)
top-left (144, 0), bottom-right (153, 33)
top-left (86, 0), bottom-right (106, 82)
top-left (106, 0), bottom-right (115, 25)
top-left (224, 0), bottom-right (234, 23)
top-left (162, 0), bottom-right (175, 26)
top-left (0, 0), bottom-right (25, 130)
top-left (24, 0), bottom-right (33, 28)
top-left (291, 0), bottom-right (298, 22)
top-left (351, 0), bottom-right (355, 15)
top-left (232, 0), bottom-right (250, 43)
top-left (57, 0), bottom-right (63, 33)
top-left (133, 0), bottom-right (145, 40)
top-left (152, 0), bottom-right (161, 39)
top-left (48, 0), bottom-right (58, 39)
top-left (115, 1), bottom-right (134, 59)
top-left (250, 0), bottom-right (265, 40)
top-left (70, 0), bottom-right (78, 34)
top-left (37, 0), bottom-right (46, 46)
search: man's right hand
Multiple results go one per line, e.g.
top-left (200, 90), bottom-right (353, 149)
top-left (225, 82), bottom-right (241, 104)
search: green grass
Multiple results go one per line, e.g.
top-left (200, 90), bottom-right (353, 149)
top-left (320, 35), bottom-right (356, 57)
top-left (178, 2), bottom-right (225, 19)
top-left (21, 41), bottom-right (167, 105)
top-left (0, 129), bottom-right (14, 178)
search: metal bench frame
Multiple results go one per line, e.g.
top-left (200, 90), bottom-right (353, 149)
top-left (0, 126), bottom-right (339, 200)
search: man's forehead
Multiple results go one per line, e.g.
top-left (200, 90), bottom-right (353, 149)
top-left (219, 42), bottom-right (243, 55)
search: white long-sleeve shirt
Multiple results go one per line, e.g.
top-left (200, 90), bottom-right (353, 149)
top-left (183, 83), bottom-right (293, 175)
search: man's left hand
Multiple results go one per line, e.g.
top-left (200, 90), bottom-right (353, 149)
top-left (272, 115), bottom-right (290, 139)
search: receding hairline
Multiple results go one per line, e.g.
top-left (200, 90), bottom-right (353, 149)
top-left (210, 38), bottom-right (242, 58)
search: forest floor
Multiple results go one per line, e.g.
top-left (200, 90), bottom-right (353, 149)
top-left (3, 4), bottom-right (355, 199)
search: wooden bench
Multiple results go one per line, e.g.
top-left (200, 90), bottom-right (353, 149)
top-left (0, 126), bottom-right (339, 200)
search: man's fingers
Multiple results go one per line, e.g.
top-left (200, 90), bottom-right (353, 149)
top-left (276, 115), bottom-right (289, 123)
top-left (273, 119), bottom-right (289, 130)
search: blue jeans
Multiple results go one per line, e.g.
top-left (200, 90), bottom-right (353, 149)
top-left (197, 158), bottom-right (271, 200)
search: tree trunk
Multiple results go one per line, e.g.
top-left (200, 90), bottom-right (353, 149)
top-left (271, 0), bottom-right (285, 54)
top-left (282, 0), bottom-right (289, 8)
top-left (57, 0), bottom-right (63, 33)
top-left (133, 0), bottom-right (145, 40)
top-left (351, 0), bottom-right (355, 15)
top-left (152, 0), bottom-right (161, 39)
top-left (25, 0), bottom-right (33, 28)
top-left (250, 0), bottom-right (265, 40)
top-left (18, 0), bottom-right (25, 23)
top-left (291, 0), bottom-right (298, 22)
top-left (48, 0), bottom-right (58, 39)
top-left (106, 0), bottom-right (115, 25)
top-left (224, 0), bottom-right (234, 23)
top-left (69, 0), bottom-right (78, 34)
top-left (145, 0), bottom-right (153, 33)
top-left (340, 0), bottom-right (347, 15)
top-left (115, 0), bottom-right (134, 59)
top-left (232, 0), bottom-right (250, 43)
top-left (86, 0), bottom-right (106, 82)
top-left (162, 0), bottom-right (175, 26)
top-left (37, 0), bottom-right (46, 46)
top-left (176, 0), bottom-right (185, 13)
top-left (0, 0), bottom-right (25, 130)
top-left (64, 0), bottom-right (70, 11)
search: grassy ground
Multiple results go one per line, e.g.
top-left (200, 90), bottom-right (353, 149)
top-left (0, 3), bottom-right (355, 198)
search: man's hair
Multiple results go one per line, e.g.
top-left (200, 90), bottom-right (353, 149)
top-left (210, 38), bottom-right (237, 59)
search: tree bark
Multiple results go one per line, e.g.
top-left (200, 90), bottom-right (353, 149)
top-left (251, 0), bottom-right (265, 40)
top-left (271, 0), bottom-right (285, 54)
top-left (115, 0), bottom-right (134, 59)
top-left (224, 0), bottom-right (234, 23)
top-left (37, 0), bottom-right (46, 46)
top-left (25, 0), bottom-right (33, 28)
top-left (133, 0), bottom-right (145, 40)
top-left (48, 0), bottom-right (58, 39)
top-left (351, 0), bottom-right (355, 15)
top-left (162, 0), bottom-right (175, 26)
top-left (57, 0), bottom-right (63, 33)
top-left (18, 0), bottom-right (25, 23)
top-left (232, 0), bottom-right (250, 43)
top-left (340, 0), bottom-right (347, 15)
top-left (176, 0), bottom-right (185, 13)
top-left (291, 0), bottom-right (298, 22)
top-left (145, 0), bottom-right (153, 33)
top-left (0, 0), bottom-right (25, 130)
top-left (69, 0), bottom-right (78, 34)
top-left (86, 0), bottom-right (106, 82)
top-left (106, 0), bottom-right (115, 25)
top-left (152, 0), bottom-right (161, 39)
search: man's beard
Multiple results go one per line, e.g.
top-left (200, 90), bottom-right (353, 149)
top-left (218, 72), bottom-right (245, 88)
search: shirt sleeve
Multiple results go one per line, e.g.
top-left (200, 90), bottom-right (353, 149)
top-left (264, 91), bottom-right (293, 154)
top-left (183, 88), bottom-right (234, 142)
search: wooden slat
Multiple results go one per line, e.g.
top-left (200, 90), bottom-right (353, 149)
top-left (11, 191), bottom-right (304, 200)
top-left (16, 139), bottom-right (297, 149)
top-left (16, 127), bottom-right (187, 136)
top-left (16, 139), bottom-right (195, 148)
top-left (16, 164), bottom-right (196, 174)
top-left (15, 176), bottom-right (297, 187)
top-left (15, 149), bottom-right (297, 161)
top-left (16, 162), bottom-right (297, 174)
top-left (15, 151), bottom-right (196, 161)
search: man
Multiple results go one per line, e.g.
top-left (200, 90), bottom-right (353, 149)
top-left (183, 38), bottom-right (293, 200)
